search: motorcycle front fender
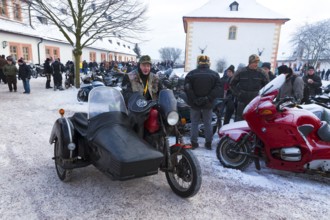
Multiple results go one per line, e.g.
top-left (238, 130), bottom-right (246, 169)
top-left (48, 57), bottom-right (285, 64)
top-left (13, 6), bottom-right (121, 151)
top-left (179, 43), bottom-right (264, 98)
top-left (221, 130), bottom-right (250, 142)
top-left (218, 120), bottom-right (251, 142)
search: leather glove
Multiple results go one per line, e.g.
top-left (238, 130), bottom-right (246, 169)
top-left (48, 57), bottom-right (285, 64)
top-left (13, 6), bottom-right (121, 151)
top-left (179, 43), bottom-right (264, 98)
top-left (194, 96), bottom-right (209, 106)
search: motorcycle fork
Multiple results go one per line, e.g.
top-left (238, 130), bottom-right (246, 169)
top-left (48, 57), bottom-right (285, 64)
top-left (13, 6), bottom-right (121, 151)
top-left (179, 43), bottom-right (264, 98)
top-left (232, 132), bottom-right (261, 170)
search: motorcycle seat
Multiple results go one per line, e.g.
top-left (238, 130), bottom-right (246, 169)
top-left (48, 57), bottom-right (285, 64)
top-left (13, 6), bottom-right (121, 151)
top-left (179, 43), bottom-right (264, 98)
top-left (321, 108), bottom-right (330, 124)
top-left (70, 112), bottom-right (88, 137)
top-left (317, 121), bottom-right (330, 142)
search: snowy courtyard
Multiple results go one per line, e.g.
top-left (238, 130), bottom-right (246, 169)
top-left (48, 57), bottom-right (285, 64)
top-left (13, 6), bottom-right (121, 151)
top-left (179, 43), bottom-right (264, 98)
top-left (1, 75), bottom-right (330, 220)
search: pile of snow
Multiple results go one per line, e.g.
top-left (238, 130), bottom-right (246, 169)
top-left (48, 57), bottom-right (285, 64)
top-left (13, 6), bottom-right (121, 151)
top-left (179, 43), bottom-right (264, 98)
top-left (0, 76), bottom-right (330, 219)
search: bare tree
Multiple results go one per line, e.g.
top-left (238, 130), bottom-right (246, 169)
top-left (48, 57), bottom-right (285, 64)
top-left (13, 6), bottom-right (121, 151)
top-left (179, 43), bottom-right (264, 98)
top-left (133, 43), bottom-right (142, 59)
top-left (159, 47), bottom-right (182, 63)
top-left (290, 19), bottom-right (330, 68)
top-left (216, 59), bottom-right (227, 73)
top-left (26, 0), bottom-right (148, 88)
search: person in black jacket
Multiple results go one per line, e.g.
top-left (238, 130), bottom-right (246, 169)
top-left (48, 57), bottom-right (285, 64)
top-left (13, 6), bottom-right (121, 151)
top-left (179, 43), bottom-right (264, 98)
top-left (184, 55), bottom-right (221, 150)
top-left (303, 66), bottom-right (322, 96)
top-left (51, 58), bottom-right (64, 90)
top-left (44, 58), bottom-right (53, 89)
top-left (230, 54), bottom-right (268, 121)
top-left (17, 58), bottom-right (31, 94)
top-left (223, 65), bottom-right (235, 125)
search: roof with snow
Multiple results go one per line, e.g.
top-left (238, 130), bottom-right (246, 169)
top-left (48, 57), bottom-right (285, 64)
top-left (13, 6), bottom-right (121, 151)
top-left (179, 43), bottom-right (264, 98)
top-left (183, 0), bottom-right (290, 21)
top-left (0, 16), bottom-right (136, 56)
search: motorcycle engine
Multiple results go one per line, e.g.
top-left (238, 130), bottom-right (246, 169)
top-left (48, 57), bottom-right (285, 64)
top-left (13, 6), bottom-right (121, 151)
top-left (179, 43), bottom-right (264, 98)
top-left (271, 147), bottom-right (301, 161)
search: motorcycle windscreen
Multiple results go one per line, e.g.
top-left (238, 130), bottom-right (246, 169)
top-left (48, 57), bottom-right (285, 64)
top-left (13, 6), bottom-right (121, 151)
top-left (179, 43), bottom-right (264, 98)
top-left (88, 87), bottom-right (127, 119)
top-left (259, 74), bottom-right (285, 96)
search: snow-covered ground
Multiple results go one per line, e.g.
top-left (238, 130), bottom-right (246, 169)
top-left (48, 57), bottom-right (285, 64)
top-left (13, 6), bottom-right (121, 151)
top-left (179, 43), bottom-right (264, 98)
top-left (1, 73), bottom-right (330, 220)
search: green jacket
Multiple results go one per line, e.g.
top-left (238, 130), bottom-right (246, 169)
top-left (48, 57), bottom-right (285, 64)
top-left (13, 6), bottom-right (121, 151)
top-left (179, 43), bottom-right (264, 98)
top-left (3, 64), bottom-right (18, 76)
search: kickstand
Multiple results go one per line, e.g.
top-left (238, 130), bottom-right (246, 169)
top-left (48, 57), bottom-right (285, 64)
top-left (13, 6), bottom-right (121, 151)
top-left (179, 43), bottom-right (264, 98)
top-left (254, 157), bottom-right (261, 170)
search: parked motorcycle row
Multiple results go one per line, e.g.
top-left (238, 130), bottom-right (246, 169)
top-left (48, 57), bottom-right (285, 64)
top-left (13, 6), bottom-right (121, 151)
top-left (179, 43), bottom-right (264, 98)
top-left (76, 70), bottom-right (124, 102)
top-left (49, 68), bottom-right (330, 200)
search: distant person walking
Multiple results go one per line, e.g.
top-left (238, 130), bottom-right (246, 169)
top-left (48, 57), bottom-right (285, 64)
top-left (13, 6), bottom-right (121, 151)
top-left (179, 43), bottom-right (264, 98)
top-left (0, 54), bottom-right (7, 84)
top-left (44, 58), bottom-right (53, 89)
top-left (17, 58), bottom-right (31, 94)
top-left (3, 56), bottom-right (18, 92)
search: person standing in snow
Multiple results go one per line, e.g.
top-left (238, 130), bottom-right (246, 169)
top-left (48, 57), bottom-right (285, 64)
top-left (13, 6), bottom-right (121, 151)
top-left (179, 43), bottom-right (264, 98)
top-left (3, 56), bottom-right (18, 92)
top-left (184, 55), bottom-right (221, 150)
top-left (230, 54), bottom-right (268, 122)
top-left (44, 58), bottom-right (53, 89)
top-left (52, 58), bottom-right (64, 91)
top-left (277, 65), bottom-right (304, 103)
top-left (17, 58), bottom-right (31, 94)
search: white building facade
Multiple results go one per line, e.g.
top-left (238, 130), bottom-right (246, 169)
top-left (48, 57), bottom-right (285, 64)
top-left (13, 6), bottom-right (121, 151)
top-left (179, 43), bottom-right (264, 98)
top-left (183, 0), bottom-right (289, 72)
top-left (0, 0), bottom-right (137, 64)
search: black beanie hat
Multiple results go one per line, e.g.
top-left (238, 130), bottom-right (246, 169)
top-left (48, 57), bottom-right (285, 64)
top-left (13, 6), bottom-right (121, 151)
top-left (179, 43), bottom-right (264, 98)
top-left (277, 65), bottom-right (289, 74)
top-left (226, 65), bottom-right (235, 73)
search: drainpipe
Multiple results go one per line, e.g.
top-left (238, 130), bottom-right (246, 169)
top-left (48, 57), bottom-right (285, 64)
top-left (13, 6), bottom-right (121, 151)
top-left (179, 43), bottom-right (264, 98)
top-left (37, 38), bottom-right (43, 64)
top-left (28, 3), bottom-right (34, 29)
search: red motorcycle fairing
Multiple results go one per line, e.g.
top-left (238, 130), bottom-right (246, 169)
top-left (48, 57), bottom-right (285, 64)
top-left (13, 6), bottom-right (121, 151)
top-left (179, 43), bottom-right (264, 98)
top-left (218, 120), bottom-right (251, 141)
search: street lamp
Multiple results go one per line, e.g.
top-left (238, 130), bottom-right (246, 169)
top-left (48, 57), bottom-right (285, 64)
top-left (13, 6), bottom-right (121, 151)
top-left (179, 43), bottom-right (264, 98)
top-left (2, 41), bottom-right (8, 49)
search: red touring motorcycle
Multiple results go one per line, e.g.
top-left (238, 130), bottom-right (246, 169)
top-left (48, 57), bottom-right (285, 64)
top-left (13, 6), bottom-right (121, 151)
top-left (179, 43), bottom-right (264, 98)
top-left (216, 74), bottom-right (330, 176)
top-left (49, 87), bottom-right (201, 198)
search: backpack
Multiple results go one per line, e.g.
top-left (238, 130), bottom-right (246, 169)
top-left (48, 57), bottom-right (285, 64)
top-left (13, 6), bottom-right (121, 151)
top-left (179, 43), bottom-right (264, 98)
top-left (291, 75), bottom-right (309, 104)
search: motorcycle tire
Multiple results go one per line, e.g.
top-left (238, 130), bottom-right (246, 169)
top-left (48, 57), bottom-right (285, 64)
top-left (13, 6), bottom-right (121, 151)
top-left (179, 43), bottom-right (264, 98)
top-left (77, 89), bottom-right (88, 102)
top-left (32, 70), bottom-right (38, 78)
top-left (54, 140), bottom-right (72, 182)
top-left (216, 136), bottom-right (253, 171)
top-left (165, 147), bottom-right (202, 198)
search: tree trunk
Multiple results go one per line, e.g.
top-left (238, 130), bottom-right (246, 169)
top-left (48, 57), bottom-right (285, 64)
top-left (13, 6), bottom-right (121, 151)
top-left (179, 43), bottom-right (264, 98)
top-left (73, 48), bottom-right (82, 88)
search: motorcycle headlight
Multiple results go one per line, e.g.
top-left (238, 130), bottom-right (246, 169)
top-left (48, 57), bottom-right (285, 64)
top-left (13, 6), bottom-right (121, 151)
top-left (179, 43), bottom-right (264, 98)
top-left (167, 111), bottom-right (179, 126)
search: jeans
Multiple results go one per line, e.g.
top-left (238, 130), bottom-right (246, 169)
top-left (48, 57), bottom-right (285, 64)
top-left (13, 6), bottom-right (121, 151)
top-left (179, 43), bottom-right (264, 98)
top-left (190, 108), bottom-right (213, 143)
top-left (23, 78), bottom-right (30, 93)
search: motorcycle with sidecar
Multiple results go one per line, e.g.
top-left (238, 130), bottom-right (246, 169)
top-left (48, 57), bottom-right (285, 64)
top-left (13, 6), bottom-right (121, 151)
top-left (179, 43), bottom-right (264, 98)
top-left (50, 86), bottom-right (202, 198)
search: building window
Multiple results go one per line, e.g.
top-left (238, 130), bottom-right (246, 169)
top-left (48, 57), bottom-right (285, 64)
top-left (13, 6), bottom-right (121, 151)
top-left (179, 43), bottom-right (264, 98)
top-left (101, 53), bottom-right (106, 61)
top-left (0, 0), bottom-right (8, 17)
top-left (37, 16), bottom-right (48, 25)
top-left (60, 8), bottom-right (67, 15)
top-left (45, 46), bottom-right (60, 60)
top-left (90, 52), bottom-right (96, 62)
top-left (10, 45), bottom-right (18, 60)
top-left (12, 0), bottom-right (22, 21)
top-left (109, 54), bottom-right (113, 61)
top-left (229, 1), bottom-right (239, 11)
top-left (22, 45), bottom-right (32, 61)
top-left (228, 26), bottom-right (237, 40)
top-left (117, 42), bottom-right (120, 46)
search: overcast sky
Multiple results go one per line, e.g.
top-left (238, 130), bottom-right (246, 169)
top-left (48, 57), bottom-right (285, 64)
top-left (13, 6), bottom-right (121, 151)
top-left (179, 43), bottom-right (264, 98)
top-left (140, 0), bottom-right (330, 61)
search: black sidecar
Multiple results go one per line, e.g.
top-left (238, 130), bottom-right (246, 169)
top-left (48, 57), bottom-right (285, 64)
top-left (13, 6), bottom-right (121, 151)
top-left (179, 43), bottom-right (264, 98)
top-left (50, 87), bottom-right (163, 181)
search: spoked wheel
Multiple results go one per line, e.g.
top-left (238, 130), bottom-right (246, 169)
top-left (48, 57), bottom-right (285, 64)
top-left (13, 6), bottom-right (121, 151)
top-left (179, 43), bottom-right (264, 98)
top-left (54, 140), bottom-right (72, 181)
top-left (216, 136), bottom-right (253, 170)
top-left (165, 147), bottom-right (202, 198)
top-left (77, 89), bottom-right (88, 102)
